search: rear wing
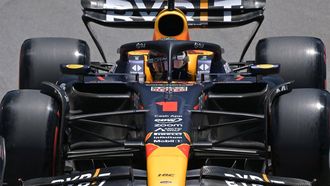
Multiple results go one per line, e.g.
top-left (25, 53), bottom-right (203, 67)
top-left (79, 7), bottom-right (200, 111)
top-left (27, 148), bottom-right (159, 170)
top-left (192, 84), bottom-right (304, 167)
top-left (81, 0), bottom-right (265, 28)
top-left (81, 0), bottom-right (266, 63)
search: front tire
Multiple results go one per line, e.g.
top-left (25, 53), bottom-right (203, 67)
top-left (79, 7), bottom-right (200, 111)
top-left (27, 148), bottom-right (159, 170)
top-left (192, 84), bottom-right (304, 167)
top-left (19, 37), bottom-right (90, 89)
top-left (0, 90), bottom-right (59, 185)
top-left (270, 88), bottom-right (330, 183)
top-left (256, 37), bottom-right (326, 89)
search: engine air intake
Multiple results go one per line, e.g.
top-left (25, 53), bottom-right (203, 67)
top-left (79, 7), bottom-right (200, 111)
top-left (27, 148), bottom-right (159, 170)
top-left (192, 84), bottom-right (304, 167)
top-left (158, 14), bottom-right (184, 37)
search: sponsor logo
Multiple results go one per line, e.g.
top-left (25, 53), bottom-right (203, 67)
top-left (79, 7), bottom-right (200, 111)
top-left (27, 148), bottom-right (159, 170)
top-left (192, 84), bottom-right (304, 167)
top-left (154, 140), bottom-right (175, 143)
top-left (136, 42), bottom-right (146, 49)
top-left (155, 128), bottom-right (166, 132)
top-left (158, 174), bottom-right (175, 177)
top-left (194, 42), bottom-right (205, 49)
top-left (275, 85), bottom-right (289, 94)
top-left (160, 180), bottom-right (172, 184)
top-left (154, 128), bottom-right (182, 132)
top-left (154, 132), bottom-right (182, 136)
top-left (156, 101), bottom-right (178, 112)
top-left (153, 132), bottom-right (183, 143)
top-left (105, 0), bottom-right (243, 22)
top-left (154, 118), bottom-right (183, 124)
top-left (151, 86), bottom-right (188, 92)
top-left (50, 170), bottom-right (111, 185)
top-left (154, 115), bottom-right (182, 118)
top-left (155, 124), bottom-right (183, 128)
top-left (154, 136), bottom-right (182, 139)
top-left (224, 173), bottom-right (285, 186)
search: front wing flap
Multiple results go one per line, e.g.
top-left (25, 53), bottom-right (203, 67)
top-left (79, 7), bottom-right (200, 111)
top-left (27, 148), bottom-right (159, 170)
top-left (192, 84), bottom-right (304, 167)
top-left (22, 166), bottom-right (311, 186)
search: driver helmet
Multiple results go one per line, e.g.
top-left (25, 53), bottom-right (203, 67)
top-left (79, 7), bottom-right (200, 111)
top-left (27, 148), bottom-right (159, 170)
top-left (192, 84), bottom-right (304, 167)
top-left (147, 50), bottom-right (189, 81)
top-left (148, 51), bottom-right (168, 81)
top-left (173, 51), bottom-right (188, 69)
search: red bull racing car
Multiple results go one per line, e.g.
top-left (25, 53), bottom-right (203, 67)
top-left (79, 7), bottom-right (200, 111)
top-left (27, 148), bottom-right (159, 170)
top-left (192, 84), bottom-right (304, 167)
top-left (0, 0), bottom-right (329, 185)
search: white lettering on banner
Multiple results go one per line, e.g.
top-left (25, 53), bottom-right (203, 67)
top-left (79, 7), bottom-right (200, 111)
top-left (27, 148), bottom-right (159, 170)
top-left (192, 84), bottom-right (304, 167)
top-left (155, 124), bottom-right (183, 127)
top-left (50, 172), bottom-right (111, 185)
top-left (105, 0), bottom-right (133, 9)
top-left (214, 0), bottom-right (242, 8)
top-left (135, 0), bottom-right (165, 21)
top-left (174, 1), bottom-right (194, 21)
top-left (224, 172), bottom-right (285, 185)
top-left (154, 132), bottom-right (181, 136)
top-left (155, 128), bottom-right (182, 132)
top-left (214, 0), bottom-right (242, 22)
top-left (154, 140), bottom-right (175, 143)
top-left (105, 0), bottom-right (243, 22)
top-left (154, 118), bottom-right (183, 124)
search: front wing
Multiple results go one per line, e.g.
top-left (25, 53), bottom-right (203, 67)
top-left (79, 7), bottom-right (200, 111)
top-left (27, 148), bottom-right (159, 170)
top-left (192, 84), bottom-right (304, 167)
top-left (22, 166), bottom-right (311, 186)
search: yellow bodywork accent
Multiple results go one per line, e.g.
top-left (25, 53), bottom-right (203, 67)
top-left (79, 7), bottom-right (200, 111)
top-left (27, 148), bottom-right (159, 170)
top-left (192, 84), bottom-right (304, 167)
top-left (187, 51), bottom-right (213, 80)
top-left (262, 174), bottom-right (270, 183)
top-left (256, 64), bottom-right (276, 69)
top-left (187, 54), bottom-right (198, 80)
top-left (128, 51), bottom-right (153, 82)
top-left (147, 147), bottom-right (188, 186)
top-left (92, 168), bottom-right (100, 178)
top-left (91, 168), bottom-right (100, 185)
top-left (153, 9), bottom-right (190, 41)
top-left (200, 0), bottom-right (208, 21)
top-left (66, 64), bottom-right (84, 69)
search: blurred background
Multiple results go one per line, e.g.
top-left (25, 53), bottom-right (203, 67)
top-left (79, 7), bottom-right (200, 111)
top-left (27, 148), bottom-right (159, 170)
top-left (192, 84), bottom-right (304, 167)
top-left (0, 0), bottom-right (329, 97)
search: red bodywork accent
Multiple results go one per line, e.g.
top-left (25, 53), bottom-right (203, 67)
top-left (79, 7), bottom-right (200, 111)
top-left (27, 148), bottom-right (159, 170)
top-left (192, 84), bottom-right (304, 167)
top-left (176, 144), bottom-right (190, 158)
top-left (236, 75), bottom-right (245, 81)
top-left (156, 101), bottom-right (178, 112)
top-left (52, 126), bottom-right (59, 175)
top-left (193, 105), bottom-right (199, 110)
top-left (146, 143), bottom-right (159, 157)
top-left (183, 132), bottom-right (191, 143)
top-left (145, 132), bottom-right (153, 142)
top-left (97, 76), bottom-right (105, 81)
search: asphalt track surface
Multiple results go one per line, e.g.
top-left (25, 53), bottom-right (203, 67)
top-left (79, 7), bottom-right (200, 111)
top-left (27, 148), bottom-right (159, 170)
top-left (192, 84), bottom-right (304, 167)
top-left (0, 0), bottom-right (329, 98)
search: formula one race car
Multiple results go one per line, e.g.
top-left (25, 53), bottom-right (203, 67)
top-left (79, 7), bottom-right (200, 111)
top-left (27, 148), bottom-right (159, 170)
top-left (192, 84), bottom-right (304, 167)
top-left (0, 0), bottom-right (329, 185)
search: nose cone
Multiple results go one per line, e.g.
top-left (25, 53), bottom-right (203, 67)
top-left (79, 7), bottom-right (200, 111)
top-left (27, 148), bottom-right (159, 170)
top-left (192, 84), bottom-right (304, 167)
top-left (146, 144), bottom-right (190, 186)
top-left (153, 9), bottom-right (190, 41)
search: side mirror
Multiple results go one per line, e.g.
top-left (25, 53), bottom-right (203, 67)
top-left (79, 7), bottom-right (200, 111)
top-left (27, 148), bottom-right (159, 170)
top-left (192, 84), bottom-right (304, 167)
top-left (249, 64), bottom-right (280, 75)
top-left (60, 64), bottom-right (91, 75)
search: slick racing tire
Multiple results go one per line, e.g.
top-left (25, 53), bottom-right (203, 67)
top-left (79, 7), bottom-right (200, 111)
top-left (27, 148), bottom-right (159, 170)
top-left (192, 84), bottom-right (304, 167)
top-left (256, 37), bottom-right (326, 89)
top-left (0, 90), bottom-right (59, 185)
top-left (19, 37), bottom-right (90, 89)
top-left (270, 88), bottom-right (330, 183)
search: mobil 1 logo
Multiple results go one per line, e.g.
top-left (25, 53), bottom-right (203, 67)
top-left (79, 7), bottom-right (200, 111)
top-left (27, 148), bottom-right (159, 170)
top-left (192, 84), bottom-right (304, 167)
top-left (153, 132), bottom-right (183, 144)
